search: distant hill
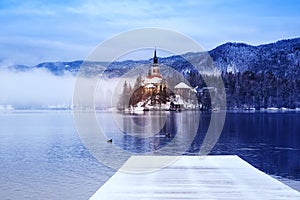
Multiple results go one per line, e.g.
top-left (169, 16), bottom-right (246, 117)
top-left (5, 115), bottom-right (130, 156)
top-left (3, 37), bottom-right (300, 110)
top-left (5, 37), bottom-right (300, 79)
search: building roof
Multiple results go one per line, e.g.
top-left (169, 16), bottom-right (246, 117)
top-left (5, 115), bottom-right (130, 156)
top-left (174, 82), bottom-right (192, 89)
top-left (145, 83), bottom-right (156, 88)
top-left (146, 74), bottom-right (162, 79)
top-left (144, 76), bottom-right (162, 84)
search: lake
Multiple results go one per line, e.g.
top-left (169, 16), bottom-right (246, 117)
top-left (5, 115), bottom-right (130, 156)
top-left (0, 110), bottom-right (299, 199)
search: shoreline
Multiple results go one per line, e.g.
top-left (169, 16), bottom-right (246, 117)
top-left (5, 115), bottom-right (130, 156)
top-left (2, 108), bottom-right (300, 113)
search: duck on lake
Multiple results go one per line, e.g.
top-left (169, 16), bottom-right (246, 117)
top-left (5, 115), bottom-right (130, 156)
top-left (107, 139), bottom-right (113, 143)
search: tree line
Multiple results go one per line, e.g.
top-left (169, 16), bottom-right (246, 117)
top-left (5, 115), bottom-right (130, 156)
top-left (187, 71), bottom-right (300, 110)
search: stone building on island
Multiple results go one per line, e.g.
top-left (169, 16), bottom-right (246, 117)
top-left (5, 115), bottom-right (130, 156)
top-left (119, 49), bottom-right (198, 111)
top-left (142, 49), bottom-right (167, 98)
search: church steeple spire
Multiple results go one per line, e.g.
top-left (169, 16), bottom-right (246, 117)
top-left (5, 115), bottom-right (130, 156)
top-left (153, 47), bottom-right (158, 64)
top-left (149, 47), bottom-right (160, 77)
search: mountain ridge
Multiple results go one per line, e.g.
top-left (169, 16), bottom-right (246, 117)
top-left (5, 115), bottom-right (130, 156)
top-left (4, 37), bottom-right (300, 79)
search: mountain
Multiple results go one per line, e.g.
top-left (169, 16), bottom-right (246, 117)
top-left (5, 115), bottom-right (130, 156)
top-left (209, 38), bottom-right (300, 78)
top-left (35, 60), bottom-right (83, 75)
top-left (4, 37), bottom-right (300, 79)
top-left (2, 37), bottom-right (300, 110)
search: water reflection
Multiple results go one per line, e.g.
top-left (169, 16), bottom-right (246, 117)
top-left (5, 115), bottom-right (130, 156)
top-left (1, 111), bottom-right (299, 199)
top-left (97, 111), bottom-right (300, 181)
top-left (97, 111), bottom-right (199, 155)
top-left (0, 111), bottom-right (114, 200)
top-left (203, 112), bottom-right (300, 181)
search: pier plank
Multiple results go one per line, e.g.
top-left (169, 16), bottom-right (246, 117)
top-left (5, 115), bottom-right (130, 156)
top-left (91, 156), bottom-right (300, 200)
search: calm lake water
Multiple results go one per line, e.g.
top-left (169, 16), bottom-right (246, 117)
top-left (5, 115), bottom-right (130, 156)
top-left (0, 110), bottom-right (299, 199)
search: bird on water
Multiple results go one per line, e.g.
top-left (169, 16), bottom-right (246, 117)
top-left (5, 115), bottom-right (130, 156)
top-left (107, 139), bottom-right (113, 143)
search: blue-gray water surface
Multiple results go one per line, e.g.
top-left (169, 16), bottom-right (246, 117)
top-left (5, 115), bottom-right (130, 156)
top-left (0, 110), bottom-right (299, 199)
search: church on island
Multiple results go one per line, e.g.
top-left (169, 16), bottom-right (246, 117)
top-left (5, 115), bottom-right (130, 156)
top-left (142, 49), bottom-right (167, 99)
top-left (119, 49), bottom-right (198, 112)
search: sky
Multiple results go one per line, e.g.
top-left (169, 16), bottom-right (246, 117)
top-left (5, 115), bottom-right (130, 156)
top-left (0, 0), bottom-right (300, 66)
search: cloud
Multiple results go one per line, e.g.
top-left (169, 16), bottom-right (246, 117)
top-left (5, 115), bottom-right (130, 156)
top-left (0, 69), bottom-right (75, 107)
top-left (0, 0), bottom-right (299, 107)
top-left (0, 68), bottom-right (128, 108)
top-left (0, 0), bottom-right (299, 65)
top-left (66, 0), bottom-right (174, 18)
top-left (0, 36), bottom-right (93, 66)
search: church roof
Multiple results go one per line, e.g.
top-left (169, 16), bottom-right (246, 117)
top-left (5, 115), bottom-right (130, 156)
top-left (145, 83), bottom-right (156, 88)
top-left (146, 74), bottom-right (162, 79)
top-left (144, 76), bottom-right (162, 84)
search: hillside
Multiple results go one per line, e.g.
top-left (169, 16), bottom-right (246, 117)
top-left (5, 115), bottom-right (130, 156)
top-left (5, 37), bottom-right (300, 79)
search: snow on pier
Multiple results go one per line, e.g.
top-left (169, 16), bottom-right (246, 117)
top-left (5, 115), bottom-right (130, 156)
top-left (91, 156), bottom-right (300, 200)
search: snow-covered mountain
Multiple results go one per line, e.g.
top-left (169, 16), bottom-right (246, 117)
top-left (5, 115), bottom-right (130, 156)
top-left (209, 38), bottom-right (300, 78)
top-left (1, 37), bottom-right (300, 110)
top-left (4, 37), bottom-right (300, 79)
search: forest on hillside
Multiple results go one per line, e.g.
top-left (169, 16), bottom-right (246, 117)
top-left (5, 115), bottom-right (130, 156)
top-left (186, 71), bottom-right (300, 110)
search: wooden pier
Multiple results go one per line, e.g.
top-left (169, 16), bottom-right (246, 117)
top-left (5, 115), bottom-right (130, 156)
top-left (91, 155), bottom-right (300, 200)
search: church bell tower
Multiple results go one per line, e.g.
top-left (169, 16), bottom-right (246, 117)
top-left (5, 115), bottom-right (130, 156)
top-left (150, 48), bottom-right (160, 76)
